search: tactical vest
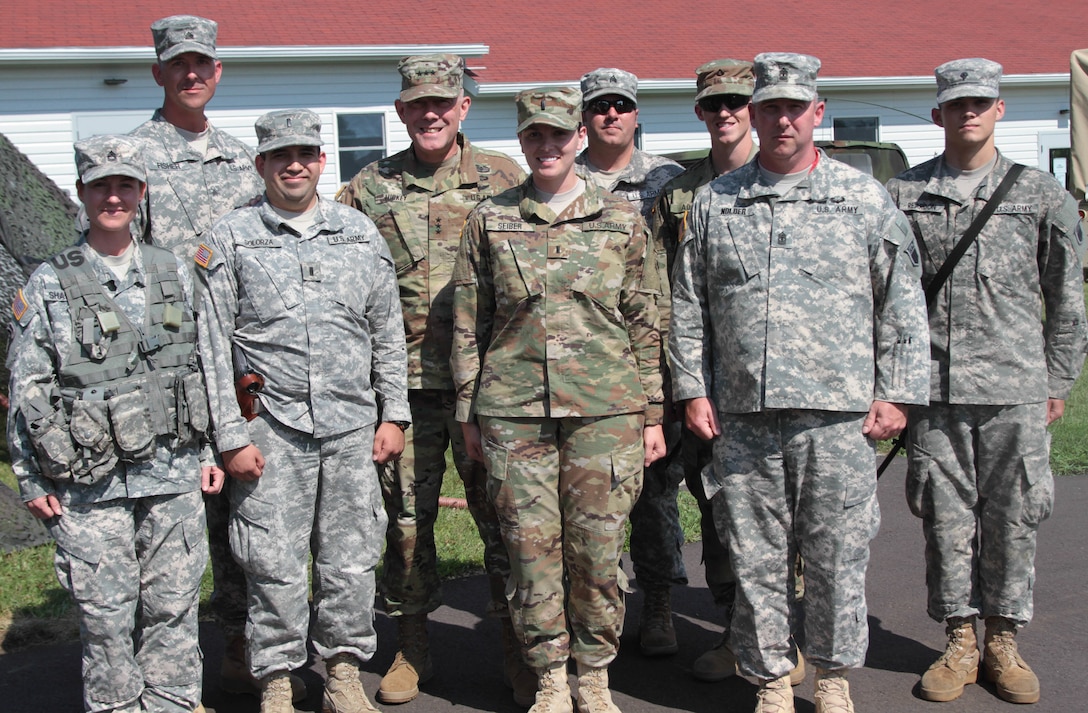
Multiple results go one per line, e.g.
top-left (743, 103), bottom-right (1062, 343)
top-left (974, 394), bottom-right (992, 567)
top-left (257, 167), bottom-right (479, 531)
top-left (28, 244), bottom-right (209, 484)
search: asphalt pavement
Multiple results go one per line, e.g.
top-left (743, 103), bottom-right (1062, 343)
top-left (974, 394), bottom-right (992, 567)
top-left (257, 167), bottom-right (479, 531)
top-left (2, 459), bottom-right (1085, 713)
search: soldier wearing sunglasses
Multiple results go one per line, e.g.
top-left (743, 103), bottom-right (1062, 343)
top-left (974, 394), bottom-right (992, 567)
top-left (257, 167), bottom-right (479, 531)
top-left (573, 67), bottom-right (686, 661)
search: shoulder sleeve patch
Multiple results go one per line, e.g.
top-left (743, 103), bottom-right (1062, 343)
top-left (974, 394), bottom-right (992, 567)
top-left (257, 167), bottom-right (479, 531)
top-left (194, 243), bottom-right (214, 269)
top-left (12, 289), bottom-right (28, 322)
top-left (1052, 193), bottom-right (1080, 238)
top-left (886, 211), bottom-right (912, 247)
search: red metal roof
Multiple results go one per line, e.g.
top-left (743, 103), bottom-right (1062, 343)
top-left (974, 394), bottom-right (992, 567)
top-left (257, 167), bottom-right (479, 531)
top-left (1, 0), bottom-right (1078, 82)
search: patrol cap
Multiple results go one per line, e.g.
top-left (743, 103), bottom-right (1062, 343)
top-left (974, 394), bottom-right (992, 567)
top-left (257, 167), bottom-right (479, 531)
top-left (580, 68), bottom-right (638, 106)
top-left (935, 58), bottom-right (1002, 104)
top-left (695, 59), bottom-right (756, 101)
top-left (255, 109), bottom-right (324, 153)
top-left (75, 135), bottom-right (146, 184)
top-left (151, 15), bottom-right (218, 62)
top-left (753, 53), bottom-right (821, 103)
top-left (516, 87), bottom-right (582, 133)
top-left (398, 54), bottom-right (464, 102)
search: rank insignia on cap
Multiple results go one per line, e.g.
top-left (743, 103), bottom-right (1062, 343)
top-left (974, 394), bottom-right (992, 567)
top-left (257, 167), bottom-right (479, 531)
top-left (12, 289), bottom-right (28, 321)
top-left (194, 243), bottom-right (213, 269)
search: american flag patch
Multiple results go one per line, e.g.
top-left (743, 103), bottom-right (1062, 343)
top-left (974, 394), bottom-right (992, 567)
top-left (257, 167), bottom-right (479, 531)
top-left (12, 289), bottom-right (28, 321)
top-left (194, 243), bottom-right (213, 269)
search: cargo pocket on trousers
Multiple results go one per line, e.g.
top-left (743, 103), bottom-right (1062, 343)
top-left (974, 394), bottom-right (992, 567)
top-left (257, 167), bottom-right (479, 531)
top-left (229, 507), bottom-right (280, 580)
top-left (1020, 442), bottom-right (1054, 528)
top-left (483, 438), bottom-right (519, 532)
top-left (595, 438), bottom-right (644, 535)
top-left (906, 447), bottom-right (933, 519)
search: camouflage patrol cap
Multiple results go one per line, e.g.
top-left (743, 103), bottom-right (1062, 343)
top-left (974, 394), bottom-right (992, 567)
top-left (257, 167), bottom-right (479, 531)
top-left (753, 53), bottom-right (821, 103)
top-left (255, 109), bottom-right (324, 153)
top-left (695, 59), bottom-right (756, 101)
top-left (151, 15), bottom-right (218, 62)
top-left (516, 87), bottom-right (582, 133)
top-left (75, 135), bottom-right (146, 184)
top-left (935, 58), bottom-right (1002, 104)
top-left (398, 54), bottom-right (464, 102)
top-left (580, 68), bottom-right (638, 106)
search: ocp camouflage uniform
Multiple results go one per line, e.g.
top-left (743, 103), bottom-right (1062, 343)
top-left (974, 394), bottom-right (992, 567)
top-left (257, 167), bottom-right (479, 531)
top-left (650, 147), bottom-right (758, 613)
top-left (196, 196), bottom-right (409, 679)
top-left (338, 133), bottom-right (524, 618)
top-left (451, 178), bottom-right (664, 669)
top-left (669, 153), bottom-right (930, 679)
top-left (887, 152), bottom-right (1087, 625)
top-left (131, 109), bottom-right (263, 639)
top-left (7, 239), bottom-right (209, 713)
top-left (576, 145), bottom-right (685, 597)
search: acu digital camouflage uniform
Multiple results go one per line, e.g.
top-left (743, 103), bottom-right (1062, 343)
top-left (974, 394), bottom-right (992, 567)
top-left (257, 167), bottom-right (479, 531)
top-left (451, 168), bottom-right (664, 670)
top-left (887, 150), bottom-right (1087, 627)
top-left (669, 141), bottom-right (930, 680)
top-left (132, 14), bottom-right (265, 646)
top-left (8, 136), bottom-right (210, 712)
top-left (338, 131), bottom-right (523, 620)
top-left (196, 187), bottom-right (410, 679)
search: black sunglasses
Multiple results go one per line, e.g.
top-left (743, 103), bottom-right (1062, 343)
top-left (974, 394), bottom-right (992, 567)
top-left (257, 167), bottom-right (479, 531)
top-left (698, 94), bottom-right (751, 113)
top-left (586, 98), bottom-right (637, 115)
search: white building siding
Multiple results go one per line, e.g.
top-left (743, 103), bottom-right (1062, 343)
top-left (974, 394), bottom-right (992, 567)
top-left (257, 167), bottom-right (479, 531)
top-left (0, 60), bottom-right (1073, 203)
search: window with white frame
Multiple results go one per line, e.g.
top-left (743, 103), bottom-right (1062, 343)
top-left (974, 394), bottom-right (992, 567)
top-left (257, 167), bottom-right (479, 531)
top-left (337, 113), bottom-right (385, 182)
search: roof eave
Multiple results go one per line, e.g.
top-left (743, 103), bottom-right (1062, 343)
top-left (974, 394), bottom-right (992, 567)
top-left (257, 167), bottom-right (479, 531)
top-left (0, 44), bottom-right (491, 63)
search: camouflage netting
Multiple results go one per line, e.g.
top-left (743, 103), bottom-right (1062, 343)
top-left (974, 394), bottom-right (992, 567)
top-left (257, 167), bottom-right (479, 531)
top-left (0, 132), bottom-right (77, 551)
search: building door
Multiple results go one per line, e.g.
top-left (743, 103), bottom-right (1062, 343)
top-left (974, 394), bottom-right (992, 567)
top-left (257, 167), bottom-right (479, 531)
top-left (1038, 130), bottom-right (1072, 192)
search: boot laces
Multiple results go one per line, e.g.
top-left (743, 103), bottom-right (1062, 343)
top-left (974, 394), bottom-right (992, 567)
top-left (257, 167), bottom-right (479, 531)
top-left (815, 673), bottom-right (853, 713)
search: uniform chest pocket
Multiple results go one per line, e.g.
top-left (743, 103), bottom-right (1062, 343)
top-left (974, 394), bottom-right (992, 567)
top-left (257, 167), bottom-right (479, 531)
top-left (237, 247), bottom-right (303, 323)
top-left (571, 239), bottom-right (626, 314)
top-left (491, 239), bottom-right (543, 313)
top-left (975, 212), bottom-right (1039, 291)
top-left (706, 218), bottom-right (763, 289)
top-left (383, 205), bottom-right (427, 275)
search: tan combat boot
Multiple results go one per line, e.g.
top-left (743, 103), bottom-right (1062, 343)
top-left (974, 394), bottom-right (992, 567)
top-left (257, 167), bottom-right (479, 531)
top-left (789, 648), bottom-right (806, 686)
top-left (260, 672), bottom-right (297, 713)
top-left (501, 617), bottom-right (538, 707)
top-left (983, 616), bottom-right (1040, 704)
top-left (919, 616), bottom-right (979, 701)
top-left (323, 653), bottom-right (379, 713)
top-left (754, 675), bottom-right (794, 713)
top-left (692, 637), bottom-right (738, 682)
top-left (378, 612), bottom-right (434, 704)
top-left (529, 662), bottom-right (573, 713)
top-left (814, 668), bottom-right (854, 713)
top-left (575, 662), bottom-right (621, 713)
top-left (638, 586), bottom-right (678, 656)
top-left (221, 634), bottom-right (307, 702)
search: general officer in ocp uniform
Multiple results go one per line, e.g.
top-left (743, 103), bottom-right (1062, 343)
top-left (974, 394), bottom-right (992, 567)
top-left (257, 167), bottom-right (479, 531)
top-left (887, 58), bottom-right (1087, 706)
top-left (669, 53), bottom-right (930, 713)
top-left (195, 110), bottom-right (410, 713)
top-left (8, 135), bottom-right (222, 713)
top-left (452, 87), bottom-right (666, 713)
top-left (337, 54), bottom-right (529, 706)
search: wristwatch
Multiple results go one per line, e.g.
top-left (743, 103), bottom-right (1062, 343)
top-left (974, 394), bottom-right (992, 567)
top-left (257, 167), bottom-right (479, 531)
top-left (389, 421), bottom-right (410, 432)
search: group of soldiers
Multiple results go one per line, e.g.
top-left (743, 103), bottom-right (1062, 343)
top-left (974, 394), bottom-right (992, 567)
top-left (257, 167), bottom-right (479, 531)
top-left (5, 12), bottom-right (1084, 713)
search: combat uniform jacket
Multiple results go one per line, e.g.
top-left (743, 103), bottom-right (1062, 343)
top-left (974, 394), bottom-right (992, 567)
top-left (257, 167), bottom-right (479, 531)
top-left (7, 239), bottom-right (206, 505)
top-left (196, 197), bottom-right (411, 454)
top-left (451, 179), bottom-right (664, 425)
top-left (886, 152), bottom-right (1087, 404)
top-left (338, 134), bottom-right (524, 389)
top-left (131, 110), bottom-right (264, 264)
top-left (670, 150), bottom-right (930, 414)
top-left (576, 148), bottom-right (684, 221)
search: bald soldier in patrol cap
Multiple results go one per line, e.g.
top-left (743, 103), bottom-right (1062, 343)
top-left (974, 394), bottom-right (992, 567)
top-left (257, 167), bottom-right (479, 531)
top-left (196, 109), bottom-right (410, 713)
top-left (338, 55), bottom-right (529, 705)
top-left (887, 59), bottom-right (1086, 706)
top-left (574, 66), bottom-right (686, 659)
top-left (130, 15), bottom-right (281, 701)
top-left (8, 134), bottom-right (222, 713)
top-left (670, 53), bottom-right (930, 713)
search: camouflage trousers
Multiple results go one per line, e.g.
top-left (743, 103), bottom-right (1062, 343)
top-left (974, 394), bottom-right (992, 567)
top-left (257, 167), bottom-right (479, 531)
top-left (48, 488), bottom-right (206, 713)
top-left (379, 389), bottom-right (509, 617)
top-left (906, 401), bottom-right (1053, 626)
top-left (204, 483), bottom-right (248, 637)
top-left (711, 410), bottom-right (878, 680)
top-left (629, 418), bottom-right (687, 590)
top-left (480, 413), bottom-right (644, 670)
top-left (229, 414), bottom-right (387, 679)
top-left (680, 424), bottom-right (735, 610)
